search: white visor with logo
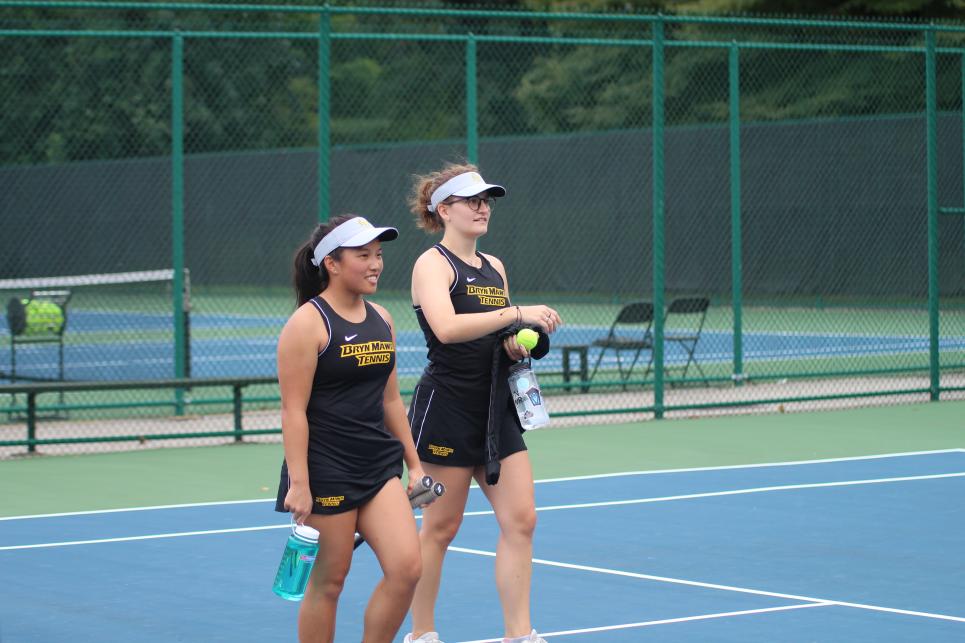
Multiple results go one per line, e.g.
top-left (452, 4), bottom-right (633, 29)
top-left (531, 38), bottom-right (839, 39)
top-left (311, 217), bottom-right (399, 267)
top-left (428, 171), bottom-right (506, 213)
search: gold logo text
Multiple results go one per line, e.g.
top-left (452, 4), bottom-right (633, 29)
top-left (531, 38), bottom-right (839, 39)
top-left (466, 285), bottom-right (507, 307)
top-left (428, 444), bottom-right (454, 457)
top-left (340, 340), bottom-right (394, 366)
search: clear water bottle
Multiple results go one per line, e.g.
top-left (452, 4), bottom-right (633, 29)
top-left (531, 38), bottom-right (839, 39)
top-left (508, 360), bottom-right (550, 430)
top-left (272, 523), bottom-right (319, 601)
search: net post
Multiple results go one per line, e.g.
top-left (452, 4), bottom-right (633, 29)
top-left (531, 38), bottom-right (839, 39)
top-left (27, 391), bottom-right (36, 454)
top-left (182, 268), bottom-right (191, 380)
top-left (58, 336), bottom-right (65, 409)
top-left (4, 334), bottom-right (11, 423)
top-left (233, 383), bottom-right (244, 443)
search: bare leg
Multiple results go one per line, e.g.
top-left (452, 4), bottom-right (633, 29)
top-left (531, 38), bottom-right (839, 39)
top-left (299, 510), bottom-right (358, 643)
top-left (357, 478), bottom-right (423, 643)
top-left (474, 451), bottom-right (538, 639)
top-left (408, 463), bottom-right (474, 639)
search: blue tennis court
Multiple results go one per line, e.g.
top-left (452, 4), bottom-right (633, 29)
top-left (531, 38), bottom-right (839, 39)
top-left (3, 311), bottom-right (964, 382)
top-left (2, 450), bottom-right (962, 641)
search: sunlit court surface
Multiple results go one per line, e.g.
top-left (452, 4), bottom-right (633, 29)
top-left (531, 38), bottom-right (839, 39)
top-left (2, 446), bottom-right (963, 642)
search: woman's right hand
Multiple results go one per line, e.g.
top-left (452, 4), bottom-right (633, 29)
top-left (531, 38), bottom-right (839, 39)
top-left (518, 305), bottom-right (562, 333)
top-left (284, 483), bottom-right (314, 526)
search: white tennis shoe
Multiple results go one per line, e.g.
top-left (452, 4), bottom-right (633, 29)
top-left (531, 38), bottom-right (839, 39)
top-left (403, 632), bottom-right (444, 643)
top-left (503, 631), bottom-right (547, 643)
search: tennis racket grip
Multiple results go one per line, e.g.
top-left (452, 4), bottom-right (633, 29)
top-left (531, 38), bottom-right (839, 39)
top-left (409, 480), bottom-right (446, 508)
top-left (353, 477), bottom-right (443, 550)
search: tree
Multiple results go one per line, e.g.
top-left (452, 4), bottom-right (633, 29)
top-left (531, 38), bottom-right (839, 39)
top-left (2, 0), bottom-right (964, 164)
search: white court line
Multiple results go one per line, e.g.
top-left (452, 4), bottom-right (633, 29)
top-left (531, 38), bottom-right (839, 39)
top-left (534, 448), bottom-right (965, 484)
top-left (0, 498), bottom-right (273, 522)
top-left (0, 524), bottom-right (290, 551)
top-left (461, 471), bottom-right (965, 518)
top-left (4, 471), bottom-right (962, 550)
top-left (3, 448), bottom-right (961, 521)
top-left (449, 546), bottom-right (965, 624)
top-left (456, 602), bottom-right (834, 642)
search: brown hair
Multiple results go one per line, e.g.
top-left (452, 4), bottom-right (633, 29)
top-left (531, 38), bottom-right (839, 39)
top-left (291, 214), bottom-right (354, 307)
top-left (408, 162), bottom-right (479, 234)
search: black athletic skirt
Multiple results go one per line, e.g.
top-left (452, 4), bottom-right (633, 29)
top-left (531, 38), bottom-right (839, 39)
top-left (274, 459), bottom-right (402, 516)
top-left (408, 383), bottom-right (526, 468)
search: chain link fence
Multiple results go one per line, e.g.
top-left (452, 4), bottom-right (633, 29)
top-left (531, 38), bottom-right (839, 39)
top-left (2, 3), bottom-right (964, 455)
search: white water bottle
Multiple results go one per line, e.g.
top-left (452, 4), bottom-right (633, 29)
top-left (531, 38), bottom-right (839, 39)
top-left (508, 360), bottom-right (550, 430)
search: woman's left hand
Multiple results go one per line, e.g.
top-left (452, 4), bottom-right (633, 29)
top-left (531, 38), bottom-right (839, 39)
top-left (502, 334), bottom-right (530, 361)
top-left (406, 465), bottom-right (429, 500)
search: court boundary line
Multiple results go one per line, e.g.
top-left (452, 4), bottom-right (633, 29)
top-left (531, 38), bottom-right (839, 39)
top-left (2, 448), bottom-right (961, 522)
top-left (459, 471), bottom-right (965, 517)
top-left (3, 470), bottom-right (962, 550)
top-left (0, 497), bottom-right (273, 522)
top-left (534, 448), bottom-right (965, 484)
top-left (449, 546), bottom-right (965, 624)
top-left (455, 602), bottom-right (834, 642)
top-left (0, 524), bottom-right (290, 550)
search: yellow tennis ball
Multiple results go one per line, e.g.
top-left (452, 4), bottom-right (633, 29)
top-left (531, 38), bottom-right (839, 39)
top-left (516, 328), bottom-right (538, 350)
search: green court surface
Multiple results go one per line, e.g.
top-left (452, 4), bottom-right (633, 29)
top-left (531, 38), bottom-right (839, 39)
top-left (2, 401), bottom-right (963, 518)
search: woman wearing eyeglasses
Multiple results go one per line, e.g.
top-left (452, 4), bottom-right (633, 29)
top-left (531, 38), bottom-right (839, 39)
top-left (401, 163), bottom-right (562, 643)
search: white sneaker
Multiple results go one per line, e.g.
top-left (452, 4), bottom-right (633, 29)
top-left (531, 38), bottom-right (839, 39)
top-left (403, 632), bottom-right (444, 643)
top-left (503, 631), bottom-right (547, 643)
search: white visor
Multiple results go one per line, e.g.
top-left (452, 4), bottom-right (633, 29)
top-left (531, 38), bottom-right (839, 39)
top-left (311, 217), bottom-right (399, 267)
top-left (428, 171), bottom-right (506, 213)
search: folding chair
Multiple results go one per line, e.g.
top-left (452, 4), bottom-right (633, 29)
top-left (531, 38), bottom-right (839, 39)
top-left (663, 297), bottom-right (710, 383)
top-left (588, 301), bottom-right (654, 383)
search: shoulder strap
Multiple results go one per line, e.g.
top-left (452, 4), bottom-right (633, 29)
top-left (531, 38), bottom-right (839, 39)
top-left (364, 300), bottom-right (392, 334)
top-left (308, 296), bottom-right (333, 355)
top-left (433, 244), bottom-right (458, 293)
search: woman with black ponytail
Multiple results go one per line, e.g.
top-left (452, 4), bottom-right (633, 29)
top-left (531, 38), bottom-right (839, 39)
top-left (275, 215), bottom-right (426, 643)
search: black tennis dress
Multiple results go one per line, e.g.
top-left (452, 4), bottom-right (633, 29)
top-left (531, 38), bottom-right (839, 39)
top-left (408, 244), bottom-right (526, 467)
top-left (275, 297), bottom-right (403, 515)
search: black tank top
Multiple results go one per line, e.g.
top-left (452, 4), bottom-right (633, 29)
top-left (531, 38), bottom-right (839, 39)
top-left (307, 297), bottom-right (403, 476)
top-left (414, 244), bottom-right (511, 404)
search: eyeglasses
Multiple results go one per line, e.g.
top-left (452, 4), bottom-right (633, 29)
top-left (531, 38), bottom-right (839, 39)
top-left (448, 195), bottom-right (496, 212)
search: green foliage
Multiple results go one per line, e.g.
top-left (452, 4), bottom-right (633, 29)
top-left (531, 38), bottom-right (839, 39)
top-left (2, 1), bottom-right (965, 164)
top-left (1, 36), bottom-right (171, 163)
top-left (560, 0), bottom-right (965, 19)
top-left (515, 46), bottom-right (650, 132)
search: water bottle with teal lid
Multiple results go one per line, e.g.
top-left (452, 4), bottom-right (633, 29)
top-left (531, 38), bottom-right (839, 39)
top-left (272, 522), bottom-right (319, 601)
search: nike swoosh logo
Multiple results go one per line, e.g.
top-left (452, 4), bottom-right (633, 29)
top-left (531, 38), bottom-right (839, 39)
top-left (466, 277), bottom-right (476, 282)
top-left (344, 334), bottom-right (358, 341)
